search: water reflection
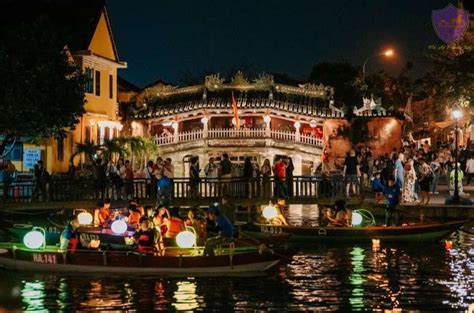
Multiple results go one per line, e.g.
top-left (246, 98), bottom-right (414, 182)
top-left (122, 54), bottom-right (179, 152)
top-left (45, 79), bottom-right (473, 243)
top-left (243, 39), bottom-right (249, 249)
top-left (349, 247), bottom-right (365, 310)
top-left (0, 214), bottom-right (472, 311)
top-left (22, 281), bottom-right (46, 312)
top-left (172, 280), bottom-right (199, 311)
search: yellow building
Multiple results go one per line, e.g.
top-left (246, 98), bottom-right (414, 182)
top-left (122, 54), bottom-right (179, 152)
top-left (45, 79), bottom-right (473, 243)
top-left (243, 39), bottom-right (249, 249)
top-left (5, 1), bottom-right (126, 173)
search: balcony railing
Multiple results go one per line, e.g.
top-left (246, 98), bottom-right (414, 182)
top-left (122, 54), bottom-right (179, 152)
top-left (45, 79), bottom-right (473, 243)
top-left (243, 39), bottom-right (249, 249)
top-left (0, 175), bottom-right (348, 203)
top-left (153, 128), bottom-right (323, 147)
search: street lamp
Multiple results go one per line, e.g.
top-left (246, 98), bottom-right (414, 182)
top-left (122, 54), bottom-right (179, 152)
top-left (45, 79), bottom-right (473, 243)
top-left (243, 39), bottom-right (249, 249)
top-left (362, 48), bottom-right (395, 80)
top-left (452, 106), bottom-right (462, 204)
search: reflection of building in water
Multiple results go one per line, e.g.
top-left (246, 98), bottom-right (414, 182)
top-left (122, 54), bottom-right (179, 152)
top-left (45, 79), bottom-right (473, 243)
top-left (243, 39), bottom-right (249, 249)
top-left (172, 280), bottom-right (199, 311)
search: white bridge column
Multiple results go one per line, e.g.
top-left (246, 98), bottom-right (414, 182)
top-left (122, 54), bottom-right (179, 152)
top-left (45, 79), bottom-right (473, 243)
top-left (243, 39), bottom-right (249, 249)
top-left (294, 121), bottom-right (301, 142)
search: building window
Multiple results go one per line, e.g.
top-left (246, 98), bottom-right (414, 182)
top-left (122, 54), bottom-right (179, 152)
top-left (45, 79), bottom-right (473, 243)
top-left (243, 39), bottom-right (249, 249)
top-left (57, 138), bottom-right (64, 161)
top-left (109, 74), bottom-right (113, 99)
top-left (95, 70), bottom-right (101, 96)
top-left (85, 68), bottom-right (94, 94)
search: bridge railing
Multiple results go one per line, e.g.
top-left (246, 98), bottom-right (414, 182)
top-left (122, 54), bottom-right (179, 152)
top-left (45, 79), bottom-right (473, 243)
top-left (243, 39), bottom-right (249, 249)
top-left (152, 128), bottom-right (323, 147)
top-left (0, 175), bottom-right (350, 203)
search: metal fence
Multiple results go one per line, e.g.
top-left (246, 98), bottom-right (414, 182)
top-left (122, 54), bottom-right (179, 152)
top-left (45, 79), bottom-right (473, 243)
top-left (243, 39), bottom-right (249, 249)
top-left (0, 175), bottom-right (350, 203)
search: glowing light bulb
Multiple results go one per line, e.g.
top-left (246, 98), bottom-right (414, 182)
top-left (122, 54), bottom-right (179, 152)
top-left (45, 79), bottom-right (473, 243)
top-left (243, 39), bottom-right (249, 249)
top-left (176, 231), bottom-right (196, 248)
top-left (262, 206), bottom-right (278, 220)
top-left (77, 212), bottom-right (93, 225)
top-left (23, 230), bottom-right (45, 249)
top-left (111, 220), bottom-right (127, 235)
top-left (352, 212), bottom-right (363, 226)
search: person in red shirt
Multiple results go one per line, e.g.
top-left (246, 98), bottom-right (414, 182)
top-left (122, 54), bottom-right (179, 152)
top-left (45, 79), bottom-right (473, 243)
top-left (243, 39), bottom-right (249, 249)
top-left (94, 198), bottom-right (113, 227)
top-left (273, 157), bottom-right (287, 198)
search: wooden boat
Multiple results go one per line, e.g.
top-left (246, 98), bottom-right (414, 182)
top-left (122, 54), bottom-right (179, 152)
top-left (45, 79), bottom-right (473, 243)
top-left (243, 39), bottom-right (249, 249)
top-left (0, 243), bottom-right (281, 277)
top-left (247, 220), bottom-right (467, 243)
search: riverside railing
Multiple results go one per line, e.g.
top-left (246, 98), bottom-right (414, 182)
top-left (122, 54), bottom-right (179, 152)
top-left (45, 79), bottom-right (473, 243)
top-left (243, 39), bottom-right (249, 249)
top-left (0, 175), bottom-right (348, 203)
top-left (152, 128), bottom-right (323, 147)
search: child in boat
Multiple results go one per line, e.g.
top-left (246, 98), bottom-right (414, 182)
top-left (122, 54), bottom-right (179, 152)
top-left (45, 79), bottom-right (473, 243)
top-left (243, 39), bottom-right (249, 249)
top-left (133, 216), bottom-right (159, 254)
top-left (185, 207), bottom-right (207, 239)
top-left (372, 175), bottom-right (401, 226)
top-left (204, 205), bottom-right (235, 256)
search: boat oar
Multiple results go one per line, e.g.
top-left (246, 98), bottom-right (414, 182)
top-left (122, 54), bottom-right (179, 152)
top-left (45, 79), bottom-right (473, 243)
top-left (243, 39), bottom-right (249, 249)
top-left (236, 232), bottom-right (293, 262)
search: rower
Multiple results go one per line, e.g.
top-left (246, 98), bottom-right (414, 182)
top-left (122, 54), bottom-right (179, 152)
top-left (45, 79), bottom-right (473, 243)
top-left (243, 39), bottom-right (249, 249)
top-left (59, 216), bottom-right (80, 252)
top-left (204, 205), bottom-right (234, 256)
top-left (133, 216), bottom-right (159, 254)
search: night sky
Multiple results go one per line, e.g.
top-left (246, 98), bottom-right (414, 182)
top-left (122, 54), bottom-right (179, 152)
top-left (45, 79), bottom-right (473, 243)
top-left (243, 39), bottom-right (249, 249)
top-left (107, 0), bottom-right (461, 87)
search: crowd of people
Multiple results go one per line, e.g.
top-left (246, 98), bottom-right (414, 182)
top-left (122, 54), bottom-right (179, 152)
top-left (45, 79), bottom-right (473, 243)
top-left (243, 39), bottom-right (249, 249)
top-left (340, 139), bottom-right (473, 205)
top-left (60, 197), bottom-right (234, 257)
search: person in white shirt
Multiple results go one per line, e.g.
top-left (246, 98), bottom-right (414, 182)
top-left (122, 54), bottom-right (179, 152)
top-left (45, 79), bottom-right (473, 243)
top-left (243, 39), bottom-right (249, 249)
top-left (465, 155), bottom-right (474, 185)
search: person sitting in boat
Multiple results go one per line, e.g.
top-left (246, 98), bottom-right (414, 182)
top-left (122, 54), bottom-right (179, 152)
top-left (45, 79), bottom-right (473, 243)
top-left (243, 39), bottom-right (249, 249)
top-left (204, 205), bottom-right (234, 256)
top-left (94, 198), bottom-right (114, 227)
top-left (132, 216), bottom-right (159, 254)
top-left (59, 216), bottom-right (81, 252)
top-left (185, 207), bottom-right (207, 239)
top-left (165, 207), bottom-right (185, 239)
top-left (324, 200), bottom-right (350, 227)
top-left (272, 199), bottom-right (289, 226)
top-left (153, 206), bottom-right (170, 235)
top-left (372, 175), bottom-right (401, 226)
top-left (126, 204), bottom-right (142, 229)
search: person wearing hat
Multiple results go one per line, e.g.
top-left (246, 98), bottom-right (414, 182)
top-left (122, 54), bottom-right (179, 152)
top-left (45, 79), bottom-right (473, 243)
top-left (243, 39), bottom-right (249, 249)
top-left (204, 204), bottom-right (234, 256)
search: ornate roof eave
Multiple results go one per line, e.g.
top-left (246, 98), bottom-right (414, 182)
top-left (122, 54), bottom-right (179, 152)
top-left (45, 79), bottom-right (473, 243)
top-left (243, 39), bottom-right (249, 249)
top-left (139, 72), bottom-right (334, 101)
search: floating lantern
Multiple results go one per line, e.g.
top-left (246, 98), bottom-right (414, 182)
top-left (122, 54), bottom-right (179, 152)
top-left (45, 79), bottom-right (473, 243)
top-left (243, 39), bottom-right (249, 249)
top-left (176, 231), bottom-right (196, 248)
top-left (23, 228), bottom-right (45, 250)
top-left (445, 240), bottom-right (453, 250)
top-left (111, 220), bottom-right (127, 235)
top-left (77, 212), bottom-right (93, 225)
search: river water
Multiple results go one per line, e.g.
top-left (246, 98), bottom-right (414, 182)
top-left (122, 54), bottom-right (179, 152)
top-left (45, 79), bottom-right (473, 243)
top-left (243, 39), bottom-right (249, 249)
top-left (0, 205), bottom-right (473, 312)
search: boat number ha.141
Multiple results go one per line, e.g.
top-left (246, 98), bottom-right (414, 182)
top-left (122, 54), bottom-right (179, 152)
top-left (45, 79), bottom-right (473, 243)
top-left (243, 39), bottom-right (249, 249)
top-left (260, 225), bottom-right (282, 234)
top-left (33, 253), bottom-right (57, 264)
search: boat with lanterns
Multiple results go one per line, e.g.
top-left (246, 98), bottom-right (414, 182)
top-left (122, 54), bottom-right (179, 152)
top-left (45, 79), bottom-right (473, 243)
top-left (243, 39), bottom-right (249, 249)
top-left (0, 208), bottom-right (291, 277)
top-left (243, 205), bottom-right (467, 243)
top-left (247, 220), bottom-right (467, 243)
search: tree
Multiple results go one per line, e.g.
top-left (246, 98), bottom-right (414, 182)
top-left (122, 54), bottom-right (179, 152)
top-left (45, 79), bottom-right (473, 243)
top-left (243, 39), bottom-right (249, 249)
top-left (0, 16), bottom-right (85, 157)
top-left (420, 42), bottom-right (474, 113)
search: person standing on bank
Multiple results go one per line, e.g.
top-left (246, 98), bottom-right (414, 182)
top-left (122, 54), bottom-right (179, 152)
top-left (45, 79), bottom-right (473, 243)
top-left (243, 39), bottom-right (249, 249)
top-left (189, 156), bottom-right (201, 199)
top-left (418, 158), bottom-right (433, 205)
top-left (343, 149), bottom-right (359, 197)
